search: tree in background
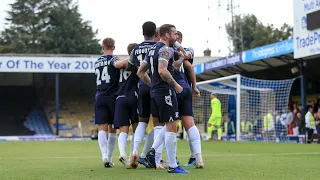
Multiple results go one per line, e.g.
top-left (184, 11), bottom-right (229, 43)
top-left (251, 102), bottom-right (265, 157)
top-left (0, 0), bottom-right (100, 54)
top-left (226, 14), bottom-right (293, 54)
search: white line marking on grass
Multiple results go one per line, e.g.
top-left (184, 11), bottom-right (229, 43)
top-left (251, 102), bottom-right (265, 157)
top-left (204, 152), bottom-right (320, 157)
top-left (0, 156), bottom-right (99, 160)
top-left (1, 152), bottom-right (319, 160)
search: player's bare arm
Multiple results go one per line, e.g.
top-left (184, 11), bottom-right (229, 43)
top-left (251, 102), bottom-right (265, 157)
top-left (158, 59), bottom-right (182, 93)
top-left (137, 61), bottom-right (151, 87)
top-left (114, 59), bottom-right (128, 69)
top-left (174, 41), bottom-right (192, 59)
top-left (173, 51), bottom-right (185, 72)
top-left (184, 51), bottom-right (193, 60)
top-left (183, 60), bottom-right (200, 97)
top-left (126, 49), bottom-right (137, 71)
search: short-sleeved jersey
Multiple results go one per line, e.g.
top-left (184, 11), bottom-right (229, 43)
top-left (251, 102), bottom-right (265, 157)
top-left (183, 47), bottom-right (194, 87)
top-left (173, 48), bottom-right (190, 89)
top-left (94, 55), bottom-right (120, 97)
top-left (211, 98), bottom-right (222, 117)
top-left (144, 42), bottom-right (175, 95)
top-left (128, 40), bottom-right (157, 87)
top-left (116, 64), bottom-right (139, 96)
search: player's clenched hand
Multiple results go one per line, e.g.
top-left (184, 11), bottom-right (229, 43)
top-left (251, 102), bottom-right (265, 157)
top-left (177, 51), bottom-right (184, 58)
top-left (175, 84), bottom-right (183, 94)
top-left (193, 87), bottom-right (200, 98)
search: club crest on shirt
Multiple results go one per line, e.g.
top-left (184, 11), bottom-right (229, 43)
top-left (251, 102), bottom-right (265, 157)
top-left (163, 51), bottom-right (169, 57)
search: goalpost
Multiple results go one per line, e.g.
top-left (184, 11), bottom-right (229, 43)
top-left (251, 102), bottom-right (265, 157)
top-left (192, 74), bottom-right (295, 142)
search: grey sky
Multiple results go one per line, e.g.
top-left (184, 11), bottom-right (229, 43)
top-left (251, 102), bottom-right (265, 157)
top-left (0, 0), bottom-right (293, 56)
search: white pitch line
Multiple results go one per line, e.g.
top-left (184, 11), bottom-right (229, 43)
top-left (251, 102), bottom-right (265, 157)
top-left (0, 152), bottom-right (319, 160)
top-left (204, 152), bottom-right (320, 156)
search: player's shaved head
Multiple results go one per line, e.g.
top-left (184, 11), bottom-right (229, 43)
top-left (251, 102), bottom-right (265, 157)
top-left (127, 43), bottom-right (138, 55)
top-left (102, 38), bottom-right (115, 50)
top-left (142, 21), bottom-right (157, 38)
top-left (159, 24), bottom-right (176, 37)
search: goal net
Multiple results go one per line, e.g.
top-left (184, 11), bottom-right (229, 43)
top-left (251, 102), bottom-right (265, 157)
top-left (193, 74), bottom-right (295, 142)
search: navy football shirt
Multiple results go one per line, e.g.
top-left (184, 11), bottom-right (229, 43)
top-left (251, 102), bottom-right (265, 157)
top-left (94, 55), bottom-right (120, 96)
top-left (116, 64), bottom-right (139, 96)
top-left (173, 48), bottom-right (190, 89)
top-left (128, 40), bottom-right (157, 87)
top-left (183, 47), bottom-right (194, 87)
top-left (144, 42), bottom-right (175, 95)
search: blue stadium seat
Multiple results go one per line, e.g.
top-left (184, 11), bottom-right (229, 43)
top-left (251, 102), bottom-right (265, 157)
top-left (24, 108), bottom-right (53, 135)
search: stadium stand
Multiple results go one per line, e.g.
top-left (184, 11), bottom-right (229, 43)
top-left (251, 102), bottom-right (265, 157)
top-left (45, 98), bottom-right (95, 137)
top-left (36, 73), bottom-right (96, 137)
top-left (24, 107), bottom-right (52, 135)
top-left (0, 86), bottom-right (51, 136)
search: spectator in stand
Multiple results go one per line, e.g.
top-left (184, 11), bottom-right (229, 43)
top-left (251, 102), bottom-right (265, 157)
top-left (298, 110), bottom-right (305, 135)
top-left (274, 111), bottom-right (282, 142)
top-left (288, 97), bottom-right (294, 110)
top-left (292, 112), bottom-right (301, 136)
top-left (316, 111), bottom-right (320, 144)
top-left (305, 106), bottom-right (316, 143)
top-left (312, 100), bottom-right (318, 113)
top-left (286, 107), bottom-right (294, 135)
top-left (316, 96), bottom-right (320, 112)
top-left (293, 103), bottom-right (298, 111)
top-left (253, 111), bottom-right (262, 136)
top-left (280, 109), bottom-right (288, 136)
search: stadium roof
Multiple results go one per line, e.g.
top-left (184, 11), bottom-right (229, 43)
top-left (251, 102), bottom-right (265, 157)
top-left (195, 39), bottom-right (320, 81)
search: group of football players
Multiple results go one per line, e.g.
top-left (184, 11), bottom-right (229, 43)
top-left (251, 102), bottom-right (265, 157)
top-left (94, 21), bottom-right (204, 174)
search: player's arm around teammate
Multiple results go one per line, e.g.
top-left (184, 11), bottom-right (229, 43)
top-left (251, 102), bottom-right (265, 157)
top-left (173, 50), bottom-right (185, 72)
top-left (158, 57), bottom-right (183, 93)
top-left (182, 57), bottom-right (200, 97)
top-left (137, 62), bottom-right (151, 86)
top-left (174, 35), bottom-right (200, 97)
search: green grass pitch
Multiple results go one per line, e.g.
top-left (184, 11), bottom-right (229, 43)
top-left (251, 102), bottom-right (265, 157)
top-left (0, 140), bottom-right (319, 180)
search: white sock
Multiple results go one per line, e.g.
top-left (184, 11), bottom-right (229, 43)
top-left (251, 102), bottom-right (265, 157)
top-left (155, 152), bottom-right (162, 164)
top-left (154, 126), bottom-right (164, 164)
top-left (151, 125), bottom-right (166, 150)
top-left (187, 135), bottom-right (196, 158)
top-left (107, 133), bottom-right (117, 162)
top-left (98, 130), bottom-right (107, 160)
top-left (165, 131), bottom-right (178, 168)
top-left (118, 132), bottom-right (128, 158)
top-left (129, 133), bottom-right (134, 161)
top-left (165, 146), bottom-right (169, 163)
top-left (141, 129), bottom-right (154, 158)
top-left (188, 126), bottom-right (202, 162)
top-left (133, 122), bottom-right (147, 154)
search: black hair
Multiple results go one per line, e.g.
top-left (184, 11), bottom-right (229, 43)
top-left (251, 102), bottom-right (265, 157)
top-left (142, 21), bottom-right (156, 37)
